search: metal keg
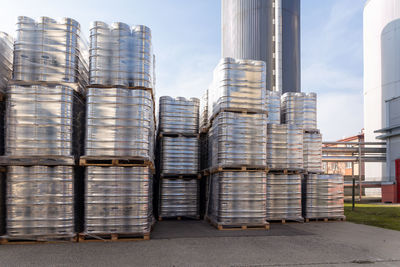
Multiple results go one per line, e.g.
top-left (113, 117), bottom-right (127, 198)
top-left (266, 174), bottom-right (302, 221)
top-left (85, 88), bottom-right (154, 160)
top-left (85, 166), bottom-right (152, 234)
top-left (207, 172), bottom-right (267, 225)
top-left (0, 32), bottom-right (13, 91)
top-left (266, 90), bottom-right (281, 124)
top-left (6, 166), bottom-right (74, 238)
top-left (303, 131), bottom-right (322, 173)
top-left (159, 178), bottom-right (199, 218)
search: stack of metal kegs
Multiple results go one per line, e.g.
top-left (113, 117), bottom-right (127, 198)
top-left (2, 16), bottom-right (87, 241)
top-left (157, 96), bottom-right (200, 220)
top-left (266, 91), bottom-right (303, 222)
top-left (0, 32), bottom-right (13, 236)
top-left (205, 58), bottom-right (269, 230)
top-left (303, 174), bottom-right (345, 221)
top-left (80, 21), bottom-right (155, 241)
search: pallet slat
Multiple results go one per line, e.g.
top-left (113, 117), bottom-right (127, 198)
top-left (0, 156), bottom-right (76, 166)
top-left (206, 217), bottom-right (270, 231)
top-left (0, 236), bottom-right (77, 245)
top-left (78, 233), bottom-right (150, 242)
top-left (79, 157), bottom-right (154, 168)
top-left (305, 217), bottom-right (346, 223)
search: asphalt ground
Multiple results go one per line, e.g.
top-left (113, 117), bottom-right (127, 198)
top-left (1, 220), bottom-right (400, 266)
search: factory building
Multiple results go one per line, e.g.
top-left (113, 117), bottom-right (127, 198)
top-left (364, 0), bottom-right (400, 196)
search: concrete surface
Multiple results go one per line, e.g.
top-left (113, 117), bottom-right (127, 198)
top-left (1, 221), bottom-right (400, 266)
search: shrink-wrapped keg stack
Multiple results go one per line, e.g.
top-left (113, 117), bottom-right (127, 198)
top-left (157, 96), bottom-right (200, 220)
top-left (80, 21), bottom-right (156, 240)
top-left (303, 174), bottom-right (345, 221)
top-left (2, 16), bottom-right (88, 241)
top-left (206, 58), bottom-right (269, 229)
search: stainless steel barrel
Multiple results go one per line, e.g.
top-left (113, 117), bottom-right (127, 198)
top-left (303, 131), bottom-right (322, 173)
top-left (207, 171), bottom-right (267, 225)
top-left (85, 166), bottom-right (152, 234)
top-left (85, 88), bottom-right (154, 160)
top-left (158, 96), bottom-right (200, 134)
top-left (5, 84), bottom-right (85, 156)
top-left (89, 21), bottom-right (153, 89)
top-left (304, 174), bottom-right (344, 219)
top-left (208, 58), bottom-right (266, 120)
top-left (160, 137), bottom-right (199, 175)
top-left (6, 166), bottom-right (74, 238)
top-left (209, 112), bottom-right (267, 167)
top-left (281, 92), bottom-right (317, 129)
top-left (0, 32), bottom-right (13, 91)
top-left (266, 174), bottom-right (302, 221)
top-left (159, 178), bottom-right (199, 218)
top-left (266, 91), bottom-right (281, 124)
top-left (200, 89), bottom-right (209, 131)
top-left (267, 124), bottom-right (303, 170)
top-left (13, 16), bottom-right (88, 85)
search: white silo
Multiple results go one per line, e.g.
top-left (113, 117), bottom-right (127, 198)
top-left (364, 0), bottom-right (400, 195)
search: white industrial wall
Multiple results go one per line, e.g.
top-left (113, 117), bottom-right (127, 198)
top-left (364, 0), bottom-right (400, 195)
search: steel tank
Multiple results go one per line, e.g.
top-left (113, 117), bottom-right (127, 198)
top-left (6, 166), bottom-right (74, 238)
top-left (158, 96), bottom-right (200, 134)
top-left (0, 32), bottom-right (13, 91)
top-left (160, 136), bottom-right (199, 175)
top-left (5, 84), bottom-right (85, 156)
top-left (13, 16), bottom-right (88, 86)
top-left (85, 88), bottom-right (154, 160)
top-left (208, 58), bottom-right (266, 120)
top-left (159, 178), bottom-right (199, 218)
top-left (303, 131), bottom-right (322, 173)
top-left (267, 124), bottom-right (303, 170)
top-left (85, 166), bottom-right (152, 234)
top-left (209, 112), bottom-right (267, 168)
top-left (266, 174), bottom-right (302, 221)
top-left (266, 90), bottom-right (281, 124)
top-left (303, 174), bottom-right (345, 219)
top-left (89, 21), bottom-right (153, 89)
top-left (207, 171), bottom-right (267, 225)
top-left (222, 0), bottom-right (274, 91)
top-left (281, 0), bottom-right (301, 93)
top-left (281, 92), bottom-right (317, 129)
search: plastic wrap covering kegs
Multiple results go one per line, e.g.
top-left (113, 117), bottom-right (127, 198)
top-left (281, 92), bottom-right (317, 129)
top-left (6, 166), bottom-right (74, 238)
top-left (266, 90), bottom-right (281, 124)
top-left (303, 131), bottom-right (322, 173)
top-left (85, 166), bottom-right (152, 234)
top-left (158, 96), bottom-right (200, 134)
top-left (304, 174), bottom-right (344, 219)
top-left (85, 88), bottom-right (154, 161)
top-left (13, 16), bottom-right (89, 86)
top-left (89, 21), bottom-right (154, 89)
top-left (267, 124), bottom-right (303, 170)
top-left (0, 172), bottom-right (5, 235)
top-left (0, 32), bottom-right (13, 92)
top-left (209, 112), bottom-right (267, 168)
top-left (159, 178), bottom-right (199, 218)
top-left (207, 172), bottom-right (267, 225)
top-left (200, 89), bottom-right (209, 131)
top-left (208, 58), bottom-right (266, 120)
top-left (160, 137), bottom-right (199, 175)
top-left (5, 85), bottom-right (84, 156)
top-left (266, 174), bottom-right (302, 221)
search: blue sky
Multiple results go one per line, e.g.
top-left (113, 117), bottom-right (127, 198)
top-left (0, 0), bottom-right (365, 140)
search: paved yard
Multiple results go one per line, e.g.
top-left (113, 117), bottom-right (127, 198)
top-left (1, 221), bottom-right (400, 266)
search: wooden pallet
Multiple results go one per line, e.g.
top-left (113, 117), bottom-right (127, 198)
top-left (0, 235), bottom-right (77, 245)
top-left (158, 215), bottom-right (200, 221)
top-left (160, 173), bottom-right (202, 179)
top-left (206, 216), bottom-right (270, 231)
top-left (303, 129), bottom-right (321, 134)
top-left (78, 232), bottom-right (150, 242)
top-left (209, 166), bottom-right (269, 174)
top-left (268, 169), bottom-right (304, 175)
top-left (158, 132), bottom-right (199, 138)
top-left (79, 157), bottom-right (154, 168)
top-left (267, 218), bottom-right (304, 224)
top-left (208, 108), bottom-right (268, 127)
top-left (0, 156), bottom-right (76, 166)
top-left (305, 217), bottom-right (346, 223)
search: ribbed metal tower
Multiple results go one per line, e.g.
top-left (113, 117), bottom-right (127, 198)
top-left (221, 0), bottom-right (300, 93)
